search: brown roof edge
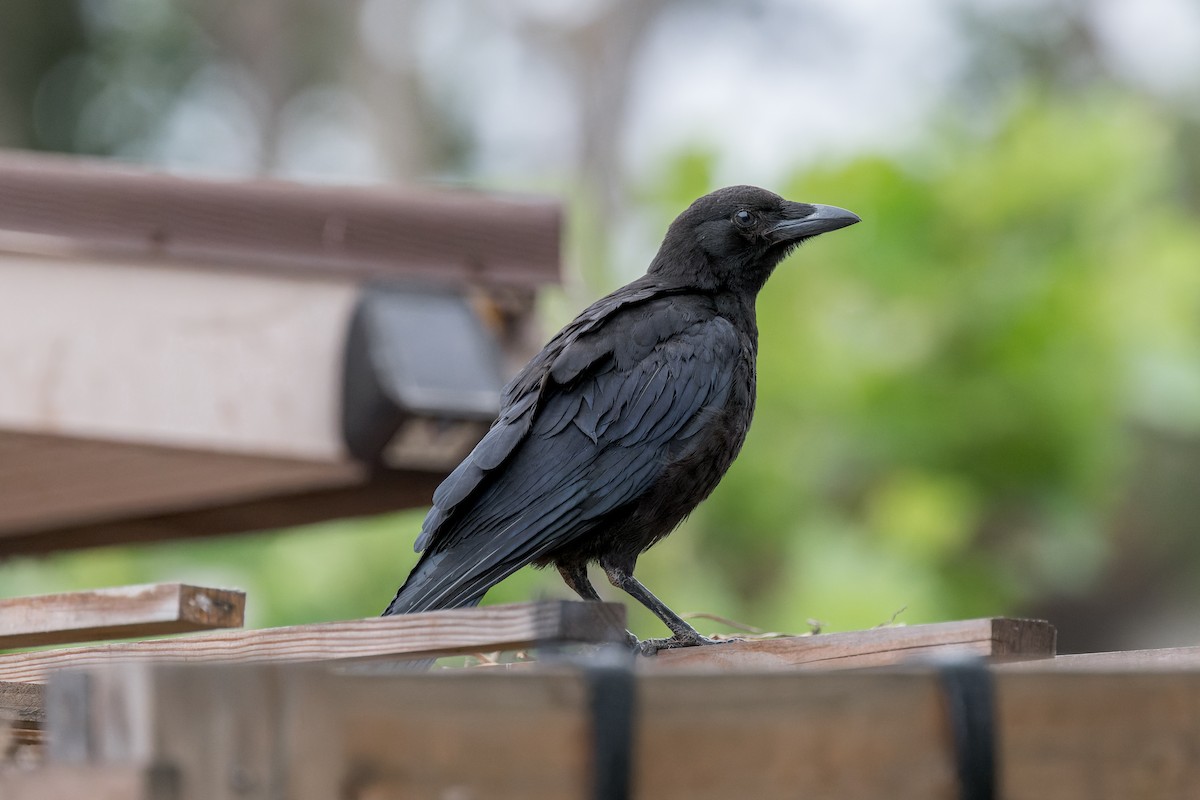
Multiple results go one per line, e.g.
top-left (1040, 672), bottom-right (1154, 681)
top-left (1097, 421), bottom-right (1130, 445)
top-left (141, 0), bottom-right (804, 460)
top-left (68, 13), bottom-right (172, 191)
top-left (0, 150), bottom-right (562, 287)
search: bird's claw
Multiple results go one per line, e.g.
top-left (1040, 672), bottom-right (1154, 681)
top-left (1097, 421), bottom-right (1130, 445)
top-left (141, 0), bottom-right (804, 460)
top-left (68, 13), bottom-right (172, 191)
top-left (632, 633), bottom-right (734, 656)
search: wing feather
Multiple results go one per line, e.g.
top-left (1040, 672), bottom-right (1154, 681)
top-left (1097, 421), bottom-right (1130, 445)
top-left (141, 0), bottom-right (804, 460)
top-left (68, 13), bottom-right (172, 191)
top-left (388, 278), bottom-right (755, 614)
top-left (398, 308), bottom-right (742, 610)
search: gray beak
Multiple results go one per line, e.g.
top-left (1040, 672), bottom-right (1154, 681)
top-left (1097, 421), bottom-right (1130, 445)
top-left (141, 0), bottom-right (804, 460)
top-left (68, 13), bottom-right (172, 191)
top-left (767, 203), bottom-right (861, 242)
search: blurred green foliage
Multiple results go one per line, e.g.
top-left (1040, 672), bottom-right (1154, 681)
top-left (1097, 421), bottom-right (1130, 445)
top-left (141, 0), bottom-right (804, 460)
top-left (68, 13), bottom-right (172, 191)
top-left (4, 94), bottom-right (1200, 643)
top-left (640, 94), bottom-right (1200, 635)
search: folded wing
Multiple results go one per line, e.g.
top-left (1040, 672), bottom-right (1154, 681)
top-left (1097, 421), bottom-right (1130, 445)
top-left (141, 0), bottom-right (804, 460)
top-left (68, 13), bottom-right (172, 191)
top-left (388, 298), bottom-right (739, 613)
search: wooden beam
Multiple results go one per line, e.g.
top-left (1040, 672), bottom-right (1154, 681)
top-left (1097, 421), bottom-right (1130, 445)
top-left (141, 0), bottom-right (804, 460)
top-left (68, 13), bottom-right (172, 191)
top-left (0, 601), bottom-right (626, 684)
top-left (646, 617), bottom-right (1056, 671)
top-left (34, 660), bottom-right (1200, 799)
top-left (635, 670), bottom-right (957, 800)
top-left (1000, 644), bottom-right (1200, 671)
top-left (46, 663), bottom-right (961, 800)
top-left (0, 462), bottom-right (442, 556)
top-left (0, 584), bottom-right (245, 650)
top-left (0, 431), bottom-right (365, 542)
top-left (0, 150), bottom-right (561, 288)
top-left (0, 256), bottom-right (363, 462)
top-left (0, 766), bottom-right (158, 800)
top-left (0, 680), bottom-right (42, 724)
top-left (997, 670), bottom-right (1200, 800)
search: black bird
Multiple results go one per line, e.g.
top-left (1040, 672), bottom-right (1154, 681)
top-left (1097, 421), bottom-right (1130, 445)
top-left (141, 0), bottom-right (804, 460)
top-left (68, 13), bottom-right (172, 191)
top-left (384, 185), bottom-right (859, 653)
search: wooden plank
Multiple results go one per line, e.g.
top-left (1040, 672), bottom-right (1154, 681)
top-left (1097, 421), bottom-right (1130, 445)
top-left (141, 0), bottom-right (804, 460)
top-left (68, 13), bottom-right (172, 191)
top-left (0, 150), bottom-right (562, 288)
top-left (311, 672), bottom-right (953, 799)
top-left (1001, 645), bottom-right (1200, 671)
top-left (646, 617), bottom-right (1056, 671)
top-left (0, 765), bottom-right (160, 800)
top-left (635, 670), bottom-right (957, 800)
top-left (49, 663), bottom-right (959, 800)
top-left (44, 660), bottom-right (1200, 800)
top-left (0, 584), bottom-right (245, 650)
top-left (66, 664), bottom-right (597, 800)
top-left (0, 257), bottom-right (361, 463)
top-left (996, 670), bottom-right (1200, 800)
top-left (0, 681), bottom-right (43, 724)
top-left (0, 430), bottom-right (365, 542)
top-left (1, 680), bottom-right (44, 770)
top-left (44, 665), bottom-right (283, 795)
top-left (296, 672), bottom-right (595, 800)
top-left (0, 463), bottom-right (442, 556)
top-left (0, 601), bottom-right (625, 684)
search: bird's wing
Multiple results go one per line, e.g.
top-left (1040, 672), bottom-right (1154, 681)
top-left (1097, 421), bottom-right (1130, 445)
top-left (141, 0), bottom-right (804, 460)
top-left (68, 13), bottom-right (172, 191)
top-left (413, 280), bottom-right (685, 552)
top-left (401, 300), bottom-right (741, 609)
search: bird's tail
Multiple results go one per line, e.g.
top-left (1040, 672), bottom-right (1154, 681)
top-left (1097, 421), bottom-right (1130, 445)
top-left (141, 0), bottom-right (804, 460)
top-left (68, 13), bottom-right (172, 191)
top-left (378, 553), bottom-right (485, 672)
top-left (382, 551), bottom-right (485, 616)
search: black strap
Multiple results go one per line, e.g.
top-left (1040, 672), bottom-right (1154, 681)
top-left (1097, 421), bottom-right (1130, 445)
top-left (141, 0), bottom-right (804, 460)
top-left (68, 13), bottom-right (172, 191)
top-left (573, 651), bottom-right (993, 800)
top-left (938, 659), bottom-right (997, 800)
top-left (581, 651), bottom-right (636, 800)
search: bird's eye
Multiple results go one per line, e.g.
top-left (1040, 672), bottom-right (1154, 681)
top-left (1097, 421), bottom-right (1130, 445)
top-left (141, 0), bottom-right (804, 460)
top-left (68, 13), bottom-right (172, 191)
top-left (733, 210), bottom-right (756, 229)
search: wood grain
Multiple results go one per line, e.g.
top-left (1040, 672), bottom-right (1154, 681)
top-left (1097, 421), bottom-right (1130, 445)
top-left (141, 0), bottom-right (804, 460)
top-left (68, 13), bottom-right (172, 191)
top-left (0, 681), bottom-right (43, 724)
top-left (635, 671), bottom-right (958, 800)
top-left (1000, 645), bottom-right (1200, 671)
top-left (996, 670), bottom-right (1200, 800)
top-left (46, 663), bottom-right (960, 800)
top-left (0, 150), bottom-right (562, 288)
top-left (0, 766), bottom-right (157, 800)
top-left (0, 583), bottom-right (245, 650)
top-left (0, 430), bottom-right (365, 545)
top-left (0, 459), bottom-right (443, 557)
top-left (647, 617), bottom-right (1056, 671)
top-left (34, 660), bottom-right (1200, 799)
top-left (0, 601), bottom-right (626, 684)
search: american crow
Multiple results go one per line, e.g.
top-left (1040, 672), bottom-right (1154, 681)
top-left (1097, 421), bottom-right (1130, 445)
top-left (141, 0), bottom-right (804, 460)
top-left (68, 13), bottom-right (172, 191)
top-left (384, 185), bottom-right (859, 653)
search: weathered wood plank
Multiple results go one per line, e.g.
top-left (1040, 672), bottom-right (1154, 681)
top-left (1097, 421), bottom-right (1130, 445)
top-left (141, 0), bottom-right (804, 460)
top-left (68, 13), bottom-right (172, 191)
top-left (0, 601), bottom-right (625, 684)
top-left (0, 457), bottom-right (443, 556)
top-left (0, 430), bottom-right (366, 547)
top-left (635, 670), bottom-right (957, 800)
top-left (646, 617), bottom-right (1056, 671)
top-left (0, 765), bottom-right (158, 800)
top-left (1001, 645), bottom-right (1200, 671)
top-left (996, 670), bottom-right (1200, 800)
top-left (1, 679), bottom-right (45, 771)
top-left (48, 663), bottom-right (959, 800)
top-left (0, 150), bottom-right (562, 287)
top-left (0, 583), bottom-right (245, 650)
top-left (0, 681), bottom-right (43, 724)
top-left (39, 660), bottom-right (1200, 800)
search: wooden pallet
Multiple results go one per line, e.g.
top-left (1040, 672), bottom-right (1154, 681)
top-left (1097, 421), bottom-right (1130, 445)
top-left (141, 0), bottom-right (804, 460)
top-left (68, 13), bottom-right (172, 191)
top-left (7, 660), bottom-right (1200, 800)
top-left (4, 581), bottom-right (1200, 798)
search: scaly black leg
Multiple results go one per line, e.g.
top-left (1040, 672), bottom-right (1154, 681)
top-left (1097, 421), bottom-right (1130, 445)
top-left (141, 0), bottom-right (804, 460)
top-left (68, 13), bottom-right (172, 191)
top-left (557, 562), bottom-right (638, 648)
top-left (600, 561), bottom-right (729, 655)
top-left (557, 562), bottom-right (603, 601)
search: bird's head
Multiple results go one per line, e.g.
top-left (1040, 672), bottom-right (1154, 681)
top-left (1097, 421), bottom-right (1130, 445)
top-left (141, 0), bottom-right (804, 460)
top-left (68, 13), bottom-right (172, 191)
top-left (648, 185), bottom-right (860, 294)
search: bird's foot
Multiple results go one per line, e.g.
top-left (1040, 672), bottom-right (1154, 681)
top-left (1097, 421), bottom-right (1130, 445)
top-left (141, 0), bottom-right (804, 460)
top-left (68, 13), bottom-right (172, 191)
top-left (632, 632), bottom-right (734, 656)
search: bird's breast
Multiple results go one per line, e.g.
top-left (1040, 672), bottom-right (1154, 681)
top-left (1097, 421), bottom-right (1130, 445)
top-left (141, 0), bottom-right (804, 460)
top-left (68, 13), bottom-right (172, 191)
top-left (634, 343), bottom-right (756, 543)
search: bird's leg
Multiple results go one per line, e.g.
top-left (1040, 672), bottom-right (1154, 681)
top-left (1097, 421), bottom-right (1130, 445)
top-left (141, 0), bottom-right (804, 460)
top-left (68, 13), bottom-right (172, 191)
top-left (600, 562), bottom-right (726, 655)
top-left (557, 562), bottom-right (639, 649)
top-left (557, 562), bottom-right (603, 601)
